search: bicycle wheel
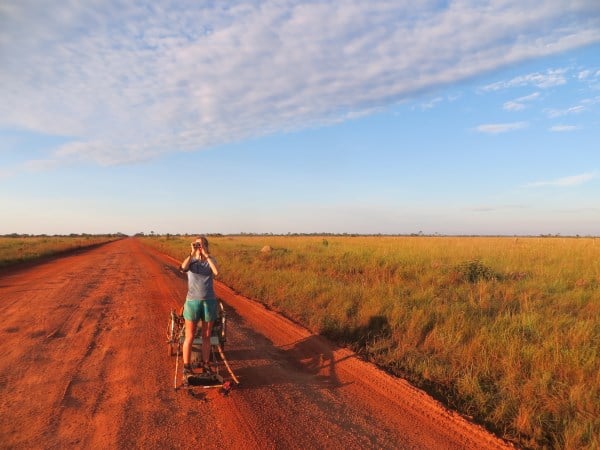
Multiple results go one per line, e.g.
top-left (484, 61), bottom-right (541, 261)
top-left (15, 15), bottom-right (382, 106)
top-left (166, 310), bottom-right (180, 356)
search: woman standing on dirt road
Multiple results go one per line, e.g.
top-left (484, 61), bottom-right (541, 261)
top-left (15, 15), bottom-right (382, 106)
top-left (179, 236), bottom-right (219, 379)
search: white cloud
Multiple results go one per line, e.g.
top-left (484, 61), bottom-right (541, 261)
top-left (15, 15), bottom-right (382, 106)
top-left (549, 125), bottom-right (580, 132)
top-left (469, 204), bottom-right (529, 213)
top-left (419, 97), bottom-right (444, 110)
top-left (581, 96), bottom-right (600, 105)
top-left (23, 159), bottom-right (63, 172)
top-left (1, 0), bottom-right (600, 165)
top-left (545, 105), bottom-right (586, 118)
top-left (526, 172), bottom-right (598, 187)
top-left (503, 92), bottom-right (540, 111)
top-left (503, 101), bottom-right (526, 111)
top-left (475, 122), bottom-right (528, 134)
top-left (578, 68), bottom-right (600, 83)
top-left (482, 69), bottom-right (569, 91)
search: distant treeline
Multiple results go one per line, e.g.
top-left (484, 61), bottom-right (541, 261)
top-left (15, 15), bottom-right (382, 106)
top-left (136, 231), bottom-right (596, 238)
top-left (2, 233), bottom-right (128, 238)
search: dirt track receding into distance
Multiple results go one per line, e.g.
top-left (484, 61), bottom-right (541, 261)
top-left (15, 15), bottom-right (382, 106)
top-left (0, 238), bottom-right (514, 449)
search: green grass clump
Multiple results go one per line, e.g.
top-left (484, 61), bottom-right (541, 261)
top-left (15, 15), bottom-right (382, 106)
top-left (140, 235), bottom-right (599, 449)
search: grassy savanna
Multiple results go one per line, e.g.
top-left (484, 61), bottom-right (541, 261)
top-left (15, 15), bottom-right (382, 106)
top-left (0, 234), bottom-right (123, 269)
top-left (141, 235), bottom-right (599, 449)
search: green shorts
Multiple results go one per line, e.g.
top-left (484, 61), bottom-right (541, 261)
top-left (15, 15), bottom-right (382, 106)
top-left (183, 298), bottom-right (217, 323)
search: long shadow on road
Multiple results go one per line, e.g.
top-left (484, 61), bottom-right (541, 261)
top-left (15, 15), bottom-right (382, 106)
top-left (223, 308), bottom-right (355, 391)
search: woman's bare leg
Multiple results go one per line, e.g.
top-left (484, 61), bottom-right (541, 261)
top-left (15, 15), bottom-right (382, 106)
top-left (183, 320), bottom-right (197, 366)
top-left (201, 320), bottom-right (214, 365)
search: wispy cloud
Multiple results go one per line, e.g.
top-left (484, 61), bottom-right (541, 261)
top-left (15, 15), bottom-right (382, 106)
top-left (469, 204), bottom-right (529, 213)
top-left (545, 105), bottom-right (587, 118)
top-left (549, 125), bottom-right (581, 132)
top-left (482, 69), bottom-right (569, 91)
top-left (475, 122), bottom-right (528, 134)
top-left (579, 68), bottom-right (600, 82)
top-left (23, 159), bottom-right (63, 172)
top-left (581, 96), bottom-right (600, 106)
top-left (503, 92), bottom-right (540, 111)
top-left (1, 1), bottom-right (600, 166)
top-left (419, 97), bottom-right (444, 110)
top-left (416, 93), bottom-right (462, 110)
top-left (525, 172), bottom-right (598, 187)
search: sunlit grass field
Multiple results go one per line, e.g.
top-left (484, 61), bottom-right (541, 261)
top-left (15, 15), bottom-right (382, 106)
top-left (143, 234), bottom-right (598, 449)
top-left (0, 235), bottom-right (122, 268)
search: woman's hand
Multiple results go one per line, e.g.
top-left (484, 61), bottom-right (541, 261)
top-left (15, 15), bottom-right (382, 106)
top-left (201, 246), bottom-right (210, 258)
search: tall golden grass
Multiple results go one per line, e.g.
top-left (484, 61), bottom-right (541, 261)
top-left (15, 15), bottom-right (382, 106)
top-left (0, 235), bottom-right (122, 268)
top-left (141, 234), bottom-right (599, 449)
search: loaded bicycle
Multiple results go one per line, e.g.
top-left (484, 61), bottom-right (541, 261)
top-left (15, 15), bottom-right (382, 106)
top-left (166, 300), bottom-right (239, 392)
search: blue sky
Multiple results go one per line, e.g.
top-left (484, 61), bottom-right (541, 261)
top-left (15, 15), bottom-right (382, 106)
top-left (1, 1), bottom-right (599, 236)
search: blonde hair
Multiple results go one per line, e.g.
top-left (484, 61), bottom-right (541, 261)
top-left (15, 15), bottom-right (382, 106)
top-left (196, 236), bottom-right (209, 248)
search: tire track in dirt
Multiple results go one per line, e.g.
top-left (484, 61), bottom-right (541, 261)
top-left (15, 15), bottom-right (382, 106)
top-left (0, 252), bottom-right (115, 447)
top-left (36, 252), bottom-right (133, 447)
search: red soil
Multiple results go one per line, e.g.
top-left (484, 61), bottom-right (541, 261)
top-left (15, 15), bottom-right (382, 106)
top-left (0, 238), bottom-right (514, 449)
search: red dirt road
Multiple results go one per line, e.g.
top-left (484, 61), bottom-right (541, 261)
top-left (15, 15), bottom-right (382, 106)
top-left (0, 238), bottom-right (513, 449)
